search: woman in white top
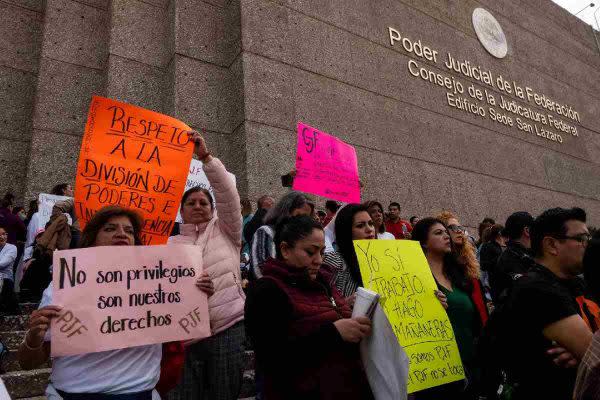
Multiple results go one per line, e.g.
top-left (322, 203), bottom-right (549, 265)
top-left (364, 201), bottom-right (395, 240)
top-left (17, 206), bottom-right (164, 400)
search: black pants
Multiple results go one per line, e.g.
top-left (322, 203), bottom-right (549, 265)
top-left (0, 279), bottom-right (20, 314)
top-left (20, 255), bottom-right (52, 302)
top-left (167, 322), bottom-right (246, 400)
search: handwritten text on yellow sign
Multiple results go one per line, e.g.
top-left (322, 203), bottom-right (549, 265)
top-left (354, 239), bottom-right (465, 393)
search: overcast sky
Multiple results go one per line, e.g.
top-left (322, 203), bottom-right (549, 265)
top-left (552, 0), bottom-right (600, 29)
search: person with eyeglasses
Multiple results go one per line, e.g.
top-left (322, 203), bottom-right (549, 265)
top-left (411, 217), bottom-right (488, 400)
top-left (437, 211), bottom-right (481, 283)
top-left (492, 207), bottom-right (593, 400)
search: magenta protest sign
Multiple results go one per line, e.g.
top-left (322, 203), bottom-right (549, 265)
top-left (50, 245), bottom-right (210, 356)
top-left (293, 122), bottom-right (361, 203)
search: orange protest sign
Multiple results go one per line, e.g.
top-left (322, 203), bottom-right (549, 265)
top-left (75, 96), bottom-right (194, 245)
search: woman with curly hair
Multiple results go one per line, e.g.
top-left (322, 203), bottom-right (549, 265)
top-left (364, 200), bottom-right (395, 240)
top-left (412, 217), bottom-right (488, 400)
top-left (437, 210), bottom-right (480, 280)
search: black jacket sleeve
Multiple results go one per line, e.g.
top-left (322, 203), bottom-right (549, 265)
top-left (244, 279), bottom-right (344, 370)
top-left (480, 242), bottom-right (502, 272)
top-left (243, 208), bottom-right (267, 246)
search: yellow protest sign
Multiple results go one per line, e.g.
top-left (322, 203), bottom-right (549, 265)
top-left (354, 239), bottom-right (465, 393)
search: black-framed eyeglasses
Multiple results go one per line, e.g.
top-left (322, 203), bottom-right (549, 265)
top-left (554, 233), bottom-right (592, 245)
top-left (447, 225), bottom-right (465, 233)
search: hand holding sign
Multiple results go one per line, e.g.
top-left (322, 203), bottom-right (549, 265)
top-left (26, 305), bottom-right (63, 348)
top-left (189, 130), bottom-right (211, 161)
top-left (293, 122), bottom-right (361, 203)
top-left (333, 317), bottom-right (372, 343)
top-left (75, 97), bottom-right (195, 245)
top-left (354, 240), bottom-right (465, 393)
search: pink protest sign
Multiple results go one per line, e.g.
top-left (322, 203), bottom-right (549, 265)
top-left (293, 122), bottom-right (361, 203)
top-left (50, 245), bottom-right (210, 357)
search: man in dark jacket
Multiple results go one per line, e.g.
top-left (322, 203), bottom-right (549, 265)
top-left (243, 195), bottom-right (274, 247)
top-left (489, 211), bottom-right (535, 301)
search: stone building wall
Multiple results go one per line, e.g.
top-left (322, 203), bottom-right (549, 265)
top-left (2, 0), bottom-right (600, 229)
top-left (237, 0), bottom-right (600, 228)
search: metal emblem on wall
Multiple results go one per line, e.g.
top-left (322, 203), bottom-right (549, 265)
top-left (472, 8), bottom-right (508, 59)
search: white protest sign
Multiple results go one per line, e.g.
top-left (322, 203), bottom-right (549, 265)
top-left (38, 193), bottom-right (72, 228)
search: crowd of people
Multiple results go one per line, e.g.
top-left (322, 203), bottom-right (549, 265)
top-left (0, 130), bottom-right (599, 400)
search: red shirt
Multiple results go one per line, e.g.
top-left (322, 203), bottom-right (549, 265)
top-left (385, 219), bottom-right (412, 239)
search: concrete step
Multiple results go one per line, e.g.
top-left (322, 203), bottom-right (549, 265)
top-left (4, 369), bottom-right (255, 399)
top-left (0, 314), bottom-right (29, 332)
top-left (1, 349), bottom-right (51, 373)
top-left (1, 349), bottom-right (19, 373)
top-left (18, 303), bottom-right (39, 315)
top-left (2, 368), bottom-right (50, 398)
top-left (17, 395), bottom-right (252, 399)
top-left (1, 330), bottom-right (25, 350)
top-left (0, 351), bottom-right (255, 398)
top-left (239, 369), bottom-right (256, 399)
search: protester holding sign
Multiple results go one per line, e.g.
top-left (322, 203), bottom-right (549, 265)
top-left (411, 218), bottom-right (488, 399)
top-left (250, 192), bottom-right (314, 279)
top-left (167, 132), bottom-right (246, 400)
top-left (18, 206), bottom-right (163, 400)
top-left (245, 215), bottom-right (374, 400)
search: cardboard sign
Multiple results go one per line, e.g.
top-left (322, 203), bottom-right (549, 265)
top-left (38, 193), bottom-right (72, 228)
top-left (292, 122), bottom-right (360, 203)
top-left (354, 240), bottom-right (465, 393)
top-left (175, 159), bottom-right (236, 223)
top-left (50, 245), bottom-right (210, 357)
top-left (74, 96), bottom-right (194, 245)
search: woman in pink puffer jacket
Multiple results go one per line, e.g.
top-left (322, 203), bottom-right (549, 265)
top-left (167, 132), bottom-right (246, 400)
